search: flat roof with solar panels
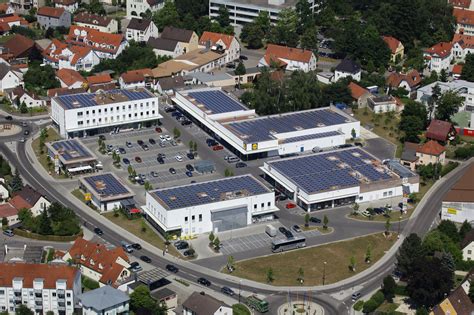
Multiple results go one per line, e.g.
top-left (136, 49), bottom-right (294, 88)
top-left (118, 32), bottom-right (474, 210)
top-left (266, 148), bottom-right (398, 194)
top-left (46, 139), bottom-right (97, 166)
top-left (187, 90), bottom-right (249, 114)
top-left (54, 88), bottom-right (155, 109)
top-left (79, 173), bottom-right (135, 202)
top-left (150, 175), bottom-right (271, 210)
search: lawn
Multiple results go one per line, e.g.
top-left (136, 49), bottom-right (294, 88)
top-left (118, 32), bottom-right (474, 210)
top-left (224, 233), bottom-right (397, 286)
top-left (376, 302), bottom-right (403, 314)
top-left (103, 212), bottom-right (180, 257)
top-left (353, 108), bottom-right (402, 158)
top-left (31, 127), bottom-right (64, 178)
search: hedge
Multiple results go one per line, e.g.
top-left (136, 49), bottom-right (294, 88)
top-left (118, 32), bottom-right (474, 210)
top-left (362, 291), bottom-right (385, 313)
top-left (353, 300), bottom-right (364, 311)
top-left (13, 228), bottom-right (83, 242)
top-left (440, 161), bottom-right (459, 177)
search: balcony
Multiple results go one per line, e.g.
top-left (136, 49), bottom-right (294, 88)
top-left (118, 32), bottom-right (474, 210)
top-left (34, 304), bottom-right (43, 310)
top-left (57, 294), bottom-right (65, 300)
top-left (58, 306), bottom-right (66, 311)
top-left (34, 296), bottom-right (43, 302)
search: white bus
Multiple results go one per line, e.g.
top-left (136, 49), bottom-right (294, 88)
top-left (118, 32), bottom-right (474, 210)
top-left (271, 236), bottom-right (306, 252)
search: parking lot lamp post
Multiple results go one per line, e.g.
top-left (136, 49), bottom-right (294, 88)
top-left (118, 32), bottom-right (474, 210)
top-left (323, 261), bottom-right (327, 285)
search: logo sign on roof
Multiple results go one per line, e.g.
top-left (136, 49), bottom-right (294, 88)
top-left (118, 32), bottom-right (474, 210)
top-left (252, 143), bottom-right (258, 150)
top-left (84, 193), bottom-right (92, 201)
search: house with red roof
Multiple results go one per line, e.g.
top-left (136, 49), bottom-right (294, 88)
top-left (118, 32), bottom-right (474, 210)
top-left (53, 0), bottom-right (78, 13)
top-left (126, 18), bottom-right (158, 43)
top-left (426, 119), bottom-right (457, 143)
top-left (66, 26), bottom-right (127, 60)
top-left (37, 6), bottom-right (71, 29)
top-left (348, 82), bottom-right (372, 108)
top-left (382, 36), bottom-right (404, 63)
top-left (453, 8), bottom-right (474, 36)
top-left (0, 203), bottom-right (19, 227)
top-left (400, 140), bottom-right (447, 171)
top-left (0, 3), bottom-right (15, 14)
top-left (63, 237), bottom-right (131, 287)
top-left (199, 31), bottom-right (241, 63)
top-left (119, 68), bottom-right (153, 89)
top-left (423, 42), bottom-right (453, 73)
top-left (449, 0), bottom-right (472, 9)
top-left (258, 44), bottom-right (317, 72)
top-left (43, 39), bottom-right (100, 71)
top-left (10, 184), bottom-right (50, 216)
top-left (386, 69), bottom-right (421, 93)
top-left (451, 33), bottom-right (474, 62)
top-left (56, 68), bottom-right (86, 89)
top-left (453, 64), bottom-right (464, 79)
top-left (0, 13), bottom-right (28, 35)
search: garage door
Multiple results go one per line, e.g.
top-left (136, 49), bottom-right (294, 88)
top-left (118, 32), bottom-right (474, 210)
top-left (211, 206), bottom-right (248, 233)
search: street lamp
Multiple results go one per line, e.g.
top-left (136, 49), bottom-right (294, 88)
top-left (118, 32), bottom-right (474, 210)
top-left (322, 261), bottom-right (327, 285)
top-left (238, 280), bottom-right (242, 303)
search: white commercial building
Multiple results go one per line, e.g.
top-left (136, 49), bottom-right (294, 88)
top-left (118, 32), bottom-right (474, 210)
top-left (416, 80), bottom-right (474, 113)
top-left (441, 164), bottom-right (474, 224)
top-left (51, 88), bottom-right (162, 138)
top-left (261, 148), bottom-right (419, 211)
top-left (172, 87), bottom-right (359, 160)
top-left (0, 263), bottom-right (81, 315)
top-left (144, 175), bottom-right (277, 235)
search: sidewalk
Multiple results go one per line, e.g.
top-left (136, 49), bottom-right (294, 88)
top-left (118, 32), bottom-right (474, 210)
top-left (0, 109), bottom-right (51, 121)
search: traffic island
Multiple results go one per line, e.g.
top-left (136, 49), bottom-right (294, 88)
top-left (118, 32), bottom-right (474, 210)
top-left (278, 301), bottom-right (324, 315)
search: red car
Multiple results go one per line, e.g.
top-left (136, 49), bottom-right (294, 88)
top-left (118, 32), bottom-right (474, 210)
top-left (285, 202), bottom-right (296, 209)
top-left (155, 127), bottom-right (162, 133)
top-left (135, 156), bottom-right (142, 163)
top-left (212, 145), bottom-right (224, 151)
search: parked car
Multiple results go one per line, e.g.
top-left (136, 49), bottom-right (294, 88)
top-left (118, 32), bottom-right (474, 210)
top-left (176, 241), bottom-right (189, 250)
top-left (339, 144), bottom-right (353, 148)
top-left (186, 164), bottom-right (194, 171)
top-left (3, 229), bottom-right (14, 237)
top-left (197, 277), bottom-right (211, 286)
top-left (106, 144), bottom-right (114, 150)
top-left (119, 147), bottom-right (126, 154)
top-left (235, 162), bottom-right (247, 168)
top-left (292, 225), bottom-right (302, 233)
top-left (132, 243), bottom-right (142, 250)
top-left (94, 227), bottom-right (103, 235)
top-left (226, 62), bottom-right (236, 69)
top-left (137, 140), bottom-right (144, 146)
top-left (354, 142), bottom-right (363, 147)
top-left (129, 262), bottom-right (142, 272)
top-left (212, 145), bottom-right (224, 151)
top-left (284, 230), bottom-right (294, 238)
top-left (185, 171), bottom-right (193, 177)
top-left (5, 115), bottom-right (13, 120)
top-left (352, 293), bottom-right (361, 301)
top-left (142, 144), bottom-right (149, 151)
top-left (149, 138), bottom-right (156, 145)
top-left (164, 135), bottom-right (172, 141)
top-left (175, 155), bottom-right (183, 162)
top-left (169, 168), bottom-right (176, 174)
top-left (221, 286), bottom-right (235, 296)
top-left (159, 142), bottom-right (166, 148)
top-left (279, 227), bottom-right (287, 234)
top-left (123, 158), bottom-right (130, 165)
top-left (181, 119), bottom-right (192, 126)
top-left (126, 141), bottom-right (133, 148)
top-left (187, 152), bottom-right (195, 160)
top-left (239, 55), bottom-right (248, 60)
top-left (140, 255), bottom-right (152, 263)
top-left (166, 264), bottom-right (179, 273)
top-left (285, 202), bottom-right (296, 209)
top-left (164, 106), bottom-right (175, 113)
top-left (157, 157), bottom-right (165, 164)
top-left (135, 156), bottom-right (142, 163)
top-left (139, 174), bottom-right (146, 180)
top-left (310, 217), bottom-right (321, 223)
top-left (183, 249), bottom-right (194, 256)
top-left (170, 140), bottom-right (178, 146)
top-left (206, 138), bottom-right (218, 146)
top-left (137, 179), bottom-right (145, 185)
top-left (151, 171), bottom-right (159, 177)
top-left (155, 127), bottom-right (162, 133)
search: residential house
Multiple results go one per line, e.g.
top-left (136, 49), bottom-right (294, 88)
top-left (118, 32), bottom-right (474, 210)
top-left (8, 0), bottom-right (36, 15)
top-left (449, 0), bottom-right (472, 10)
top-left (8, 86), bottom-right (46, 107)
top-left (126, 0), bottom-right (164, 19)
top-left (258, 43), bottom-right (316, 72)
top-left (151, 287), bottom-right (177, 313)
top-left (0, 179), bottom-right (9, 202)
top-left (382, 36), bottom-right (404, 63)
top-left (0, 3), bottom-right (15, 14)
top-left (119, 68), bottom-right (153, 89)
top-left (426, 119), bottom-right (457, 143)
top-left (1, 34), bottom-right (37, 63)
top-left (62, 237), bottom-right (131, 287)
top-left (78, 285), bottom-right (130, 315)
top-left (182, 292), bottom-right (233, 315)
top-left (10, 184), bottom-right (50, 216)
top-left (125, 18), bottom-right (158, 42)
top-left (367, 95), bottom-right (397, 113)
top-left (348, 81), bottom-right (371, 108)
top-left (147, 37), bottom-right (184, 58)
top-left (47, 86), bottom-right (86, 97)
top-left (0, 13), bottom-right (28, 35)
top-left (415, 140), bottom-right (446, 166)
top-left (453, 64), bottom-right (463, 79)
top-left (451, 33), bottom-right (474, 61)
top-left (156, 75), bottom-right (185, 94)
top-left (400, 142), bottom-right (420, 171)
top-left (0, 62), bottom-right (23, 93)
top-left (430, 284), bottom-right (473, 315)
top-left (53, 0), bottom-right (78, 13)
top-left (86, 72), bottom-right (114, 90)
top-left (56, 68), bottom-right (86, 89)
top-left (453, 8), bottom-right (474, 35)
top-left (461, 229), bottom-right (474, 261)
top-left (37, 6), bottom-right (71, 29)
top-left (66, 26), bottom-right (127, 59)
top-left (386, 70), bottom-right (421, 93)
top-left (73, 12), bottom-right (118, 34)
top-left (334, 58), bottom-right (361, 82)
top-left (423, 42), bottom-right (453, 73)
top-left (199, 31), bottom-right (240, 64)
top-left (0, 263), bottom-right (81, 315)
top-left (160, 26), bottom-right (198, 54)
top-left (187, 72), bottom-right (235, 88)
top-left (42, 39), bottom-right (100, 71)
top-left (0, 203), bottom-right (19, 227)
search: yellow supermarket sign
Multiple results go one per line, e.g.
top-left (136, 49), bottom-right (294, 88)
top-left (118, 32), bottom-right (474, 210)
top-left (252, 143), bottom-right (258, 150)
top-left (84, 193), bottom-right (92, 201)
top-left (447, 208), bottom-right (457, 215)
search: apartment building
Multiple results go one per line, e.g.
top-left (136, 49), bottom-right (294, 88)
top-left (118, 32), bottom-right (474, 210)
top-left (0, 263), bottom-right (81, 315)
top-left (126, 0), bottom-right (164, 19)
top-left (73, 12), bottom-right (118, 34)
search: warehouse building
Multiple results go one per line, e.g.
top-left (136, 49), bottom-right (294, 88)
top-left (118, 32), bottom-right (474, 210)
top-left (442, 164), bottom-right (474, 223)
top-left (143, 175), bottom-right (277, 235)
top-left (172, 87), bottom-right (360, 160)
top-left (51, 88), bottom-right (162, 138)
top-left (261, 147), bottom-right (419, 211)
top-left (46, 139), bottom-right (98, 175)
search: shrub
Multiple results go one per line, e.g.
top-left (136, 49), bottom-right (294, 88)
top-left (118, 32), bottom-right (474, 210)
top-left (440, 161), bottom-right (459, 177)
top-left (232, 304), bottom-right (251, 315)
top-left (82, 276), bottom-right (100, 291)
top-left (362, 299), bottom-right (379, 313)
top-left (353, 300), bottom-right (364, 311)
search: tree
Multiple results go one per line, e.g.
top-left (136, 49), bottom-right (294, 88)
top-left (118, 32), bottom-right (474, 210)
top-left (365, 245), bottom-right (372, 263)
top-left (188, 140), bottom-right (194, 151)
top-left (83, 0), bottom-right (105, 14)
top-left (435, 90), bottom-right (463, 121)
top-left (213, 236), bottom-right (220, 250)
top-left (37, 207), bottom-right (52, 235)
top-left (152, 0), bottom-right (180, 31)
top-left (459, 220), bottom-right (472, 240)
top-left (130, 285), bottom-right (156, 311)
top-left (399, 100), bottom-right (428, 143)
top-left (470, 282), bottom-right (474, 303)
top-left (0, 155), bottom-right (11, 177)
top-left (300, 25), bottom-right (319, 52)
top-left (234, 61), bottom-right (246, 89)
top-left (266, 268), bottom-right (274, 283)
top-left (349, 255), bottom-right (356, 271)
top-left (352, 203), bottom-right (360, 214)
top-left (216, 6), bottom-right (230, 28)
top-left (351, 128), bottom-right (356, 139)
top-left (428, 83), bottom-right (441, 119)
top-left (144, 181), bottom-right (152, 191)
top-left (304, 213), bottom-right (310, 227)
top-left (440, 69), bottom-right (448, 82)
top-left (10, 169), bottom-right (23, 192)
top-left (437, 220), bottom-right (460, 243)
top-left (19, 101), bottom-right (28, 113)
top-left (15, 305), bottom-right (34, 315)
top-left (173, 127), bottom-right (181, 139)
top-left (382, 275), bottom-right (396, 302)
top-left (396, 233), bottom-right (423, 276)
top-left (224, 168), bottom-right (234, 177)
top-left (385, 218), bottom-right (391, 235)
top-left (24, 62), bottom-right (60, 96)
top-left (461, 54), bottom-right (474, 82)
top-left (297, 267), bottom-right (304, 283)
top-left (227, 255), bottom-right (234, 271)
top-left (268, 8), bottom-right (298, 47)
top-left (1, 217), bottom-right (8, 229)
top-left (323, 215), bottom-right (329, 229)
top-left (422, 230), bottom-right (463, 263)
top-left (416, 308), bottom-right (429, 315)
top-left (208, 231), bottom-right (215, 244)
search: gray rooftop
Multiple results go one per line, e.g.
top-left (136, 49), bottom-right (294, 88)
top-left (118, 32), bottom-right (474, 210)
top-left (46, 139), bottom-right (96, 164)
top-left (186, 89), bottom-right (249, 114)
top-left (182, 292), bottom-right (229, 315)
top-left (189, 71), bottom-right (233, 83)
top-left (79, 285), bottom-right (129, 311)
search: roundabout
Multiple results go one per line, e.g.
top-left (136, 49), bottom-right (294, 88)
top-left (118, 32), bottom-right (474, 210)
top-left (278, 300), bottom-right (325, 315)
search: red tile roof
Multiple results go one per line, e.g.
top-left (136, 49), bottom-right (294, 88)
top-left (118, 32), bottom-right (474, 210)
top-left (416, 140), bottom-right (446, 156)
top-left (0, 3), bottom-right (11, 12)
top-left (87, 73), bottom-right (112, 85)
top-left (264, 44), bottom-right (314, 65)
top-left (449, 0), bottom-right (471, 8)
top-left (424, 42), bottom-right (453, 59)
top-left (66, 26), bottom-right (124, 54)
top-left (0, 203), bottom-right (18, 218)
top-left (4, 34), bottom-right (34, 58)
top-left (0, 13), bottom-right (28, 28)
top-left (453, 64), bottom-right (463, 75)
top-left (348, 82), bottom-right (369, 100)
top-left (10, 195), bottom-right (32, 210)
top-left (54, 0), bottom-right (77, 5)
top-left (452, 33), bottom-right (474, 50)
top-left (426, 119), bottom-right (454, 142)
top-left (37, 6), bottom-right (65, 18)
top-left (382, 36), bottom-right (402, 54)
top-left (56, 68), bottom-right (85, 87)
top-left (43, 39), bottom-right (94, 66)
top-left (454, 8), bottom-right (474, 26)
top-left (120, 68), bottom-right (153, 84)
top-left (199, 31), bottom-right (235, 49)
top-left (66, 238), bottom-right (129, 285)
top-left (386, 70), bottom-right (421, 89)
top-left (0, 263), bottom-right (79, 289)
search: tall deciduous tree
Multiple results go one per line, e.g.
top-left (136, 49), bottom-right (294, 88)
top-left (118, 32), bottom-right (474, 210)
top-left (399, 100), bottom-right (428, 143)
top-left (216, 6), bottom-right (230, 28)
top-left (396, 233), bottom-right (423, 276)
top-left (435, 90), bottom-right (463, 121)
top-left (268, 8), bottom-right (298, 47)
top-left (437, 220), bottom-right (460, 243)
top-left (461, 54), bottom-right (474, 82)
top-left (152, 0), bottom-right (180, 32)
top-left (130, 285), bottom-right (156, 311)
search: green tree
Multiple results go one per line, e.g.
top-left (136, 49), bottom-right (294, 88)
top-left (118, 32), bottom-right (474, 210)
top-left (152, 0), bottom-right (180, 31)
top-left (38, 208), bottom-right (52, 235)
top-left (10, 169), bottom-right (23, 192)
top-left (216, 6), bottom-right (230, 28)
top-left (440, 69), bottom-right (448, 82)
top-left (459, 220), bottom-right (472, 240)
top-left (0, 155), bottom-right (11, 177)
top-left (437, 220), bottom-right (460, 243)
top-left (268, 8), bottom-right (298, 47)
top-left (1, 217), bottom-right (8, 229)
top-left (469, 282), bottom-right (474, 303)
top-left (435, 90), bottom-right (463, 121)
top-left (351, 128), bottom-right (356, 139)
top-left (127, 165), bottom-right (133, 176)
top-left (304, 213), bottom-right (310, 227)
top-left (234, 61), bottom-right (246, 89)
top-left (396, 233), bottom-right (423, 276)
top-left (399, 100), bottom-right (428, 143)
top-left (297, 267), bottom-right (304, 283)
top-left (461, 54), bottom-right (474, 82)
top-left (227, 255), bottom-right (234, 271)
top-left (323, 215), bottom-right (329, 229)
top-left (382, 275), bottom-right (396, 302)
top-left (144, 181), bottom-right (152, 191)
top-left (213, 236), bottom-right (220, 250)
top-left (130, 285), bottom-right (156, 311)
top-left (208, 231), bottom-right (215, 244)
top-left (24, 62), bottom-right (60, 96)
top-left (352, 203), bottom-right (360, 214)
top-left (365, 245), bottom-right (372, 263)
top-left (385, 218), bottom-right (391, 235)
top-left (17, 208), bottom-right (35, 231)
top-left (349, 255), bottom-right (356, 271)
top-left (83, 0), bottom-right (105, 14)
top-left (15, 305), bottom-right (34, 315)
top-left (422, 230), bottom-right (463, 263)
top-left (173, 127), bottom-right (181, 139)
top-left (19, 101), bottom-right (28, 113)
top-left (188, 140), bottom-right (194, 151)
top-left (266, 268), bottom-right (274, 283)
top-left (300, 25), bottom-right (319, 52)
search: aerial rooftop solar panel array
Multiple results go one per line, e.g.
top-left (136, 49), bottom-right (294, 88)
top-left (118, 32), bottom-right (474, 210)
top-left (84, 173), bottom-right (130, 196)
top-left (51, 140), bottom-right (91, 161)
top-left (153, 175), bottom-right (269, 210)
top-left (57, 89), bottom-right (153, 109)
top-left (269, 148), bottom-right (393, 193)
top-left (225, 109), bottom-right (349, 143)
top-left (187, 90), bottom-right (248, 114)
top-left (282, 131), bottom-right (343, 144)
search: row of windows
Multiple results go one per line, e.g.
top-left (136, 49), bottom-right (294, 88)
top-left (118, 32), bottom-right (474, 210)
top-left (184, 214), bottom-right (203, 223)
top-left (77, 101), bottom-right (156, 117)
top-left (77, 110), bottom-right (156, 125)
top-left (254, 202), bottom-right (271, 210)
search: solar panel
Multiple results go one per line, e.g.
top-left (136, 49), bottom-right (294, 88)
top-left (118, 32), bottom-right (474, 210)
top-left (83, 173), bottom-right (130, 197)
top-left (188, 90), bottom-right (248, 114)
top-left (153, 175), bottom-right (269, 210)
top-left (269, 148), bottom-right (395, 194)
top-left (57, 89), bottom-right (154, 109)
top-left (51, 139), bottom-right (92, 161)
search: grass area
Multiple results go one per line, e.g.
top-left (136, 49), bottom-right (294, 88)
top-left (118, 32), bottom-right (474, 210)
top-left (318, 56), bottom-right (338, 63)
top-left (376, 302), bottom-right (402, 314)
top-left (394, 284), bottom-right (408, 296)
top-left (232, 304), bottom-right (251, 315)
top-left (224, 233), bottom-right (397, 286)
top-left (353, 108), bottom-right (402, 158)
top-left (103, 212), bottom-right (180, 257)
top-left (108, 10), bottom-right (126, 18)
top-left (0, 34), bottom-right (13, 44)
top-left (82, 276), bottom-right (100, 292)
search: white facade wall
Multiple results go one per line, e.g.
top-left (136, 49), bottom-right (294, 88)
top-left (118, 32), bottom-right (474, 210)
top-left (334, 70), bottom-right (361, 82)
top-left (20, 93), bottom-right (46, 108)
top-left (259, 53), bottom-right (317, 72)
top-left (152, 44), bottom-right (183, 58)
top-left (442, 201), bottom-right (474, 223)
top-left (424, 54), bottom-right (453, 73)
top-left (75, 20), bottom-right (118, 34)
top-left (277, 133), bottom-right (345, 155)
top-left (126, 0), bottom-right (164, 19)
top-left (55, 2), bottom-right (77, 13)
top-left (183, 306), bottom-right (233, 315)
top-left (463, 242), bottom-right (474, 261)
top-left (369, 103), bottom-right (397, 113)
top-left (0, 71), bottom-right (21, 92)
top-left (51, 93), bottom-right (161, 137)
top-left (30, 196), bottom-right (50, 216)
top-left (82, 301), bottom-right (129, 315)
top-left (126, 22), bottom-right (158, 42)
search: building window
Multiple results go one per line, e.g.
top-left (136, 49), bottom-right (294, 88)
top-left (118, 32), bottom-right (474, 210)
top-left (191, 215), bottom-right (195, 222)
top-left (359, 196), bottom-right (363, 201)
top-left (199, 214), bottom-right (202, 222)
top-left (78, 121), bottom-right (83, 126)
top-left (52, 292), bottom-right (56, 297)
top-left (383, 192), bottom-right (387, 197)
top-left (77, 112), bottom-right (83, 117)
top-left (0, 290), bottom-right (4, 295)
top-left (184, 216), bottom-right (188, 223)
top-left (469, 250), bottom-right (472, 255)
top-left (261, 203), bottom-right (264, 208)
top-left (254, 204), bottom-right (257, 209)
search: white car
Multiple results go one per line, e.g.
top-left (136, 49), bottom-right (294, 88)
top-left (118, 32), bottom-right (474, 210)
top-left (175, 155), bottom-right (183, 162)
top-left (159, 135), bottom-right (166, 141)
top-left (165, 135), bottom-right (172, 141)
